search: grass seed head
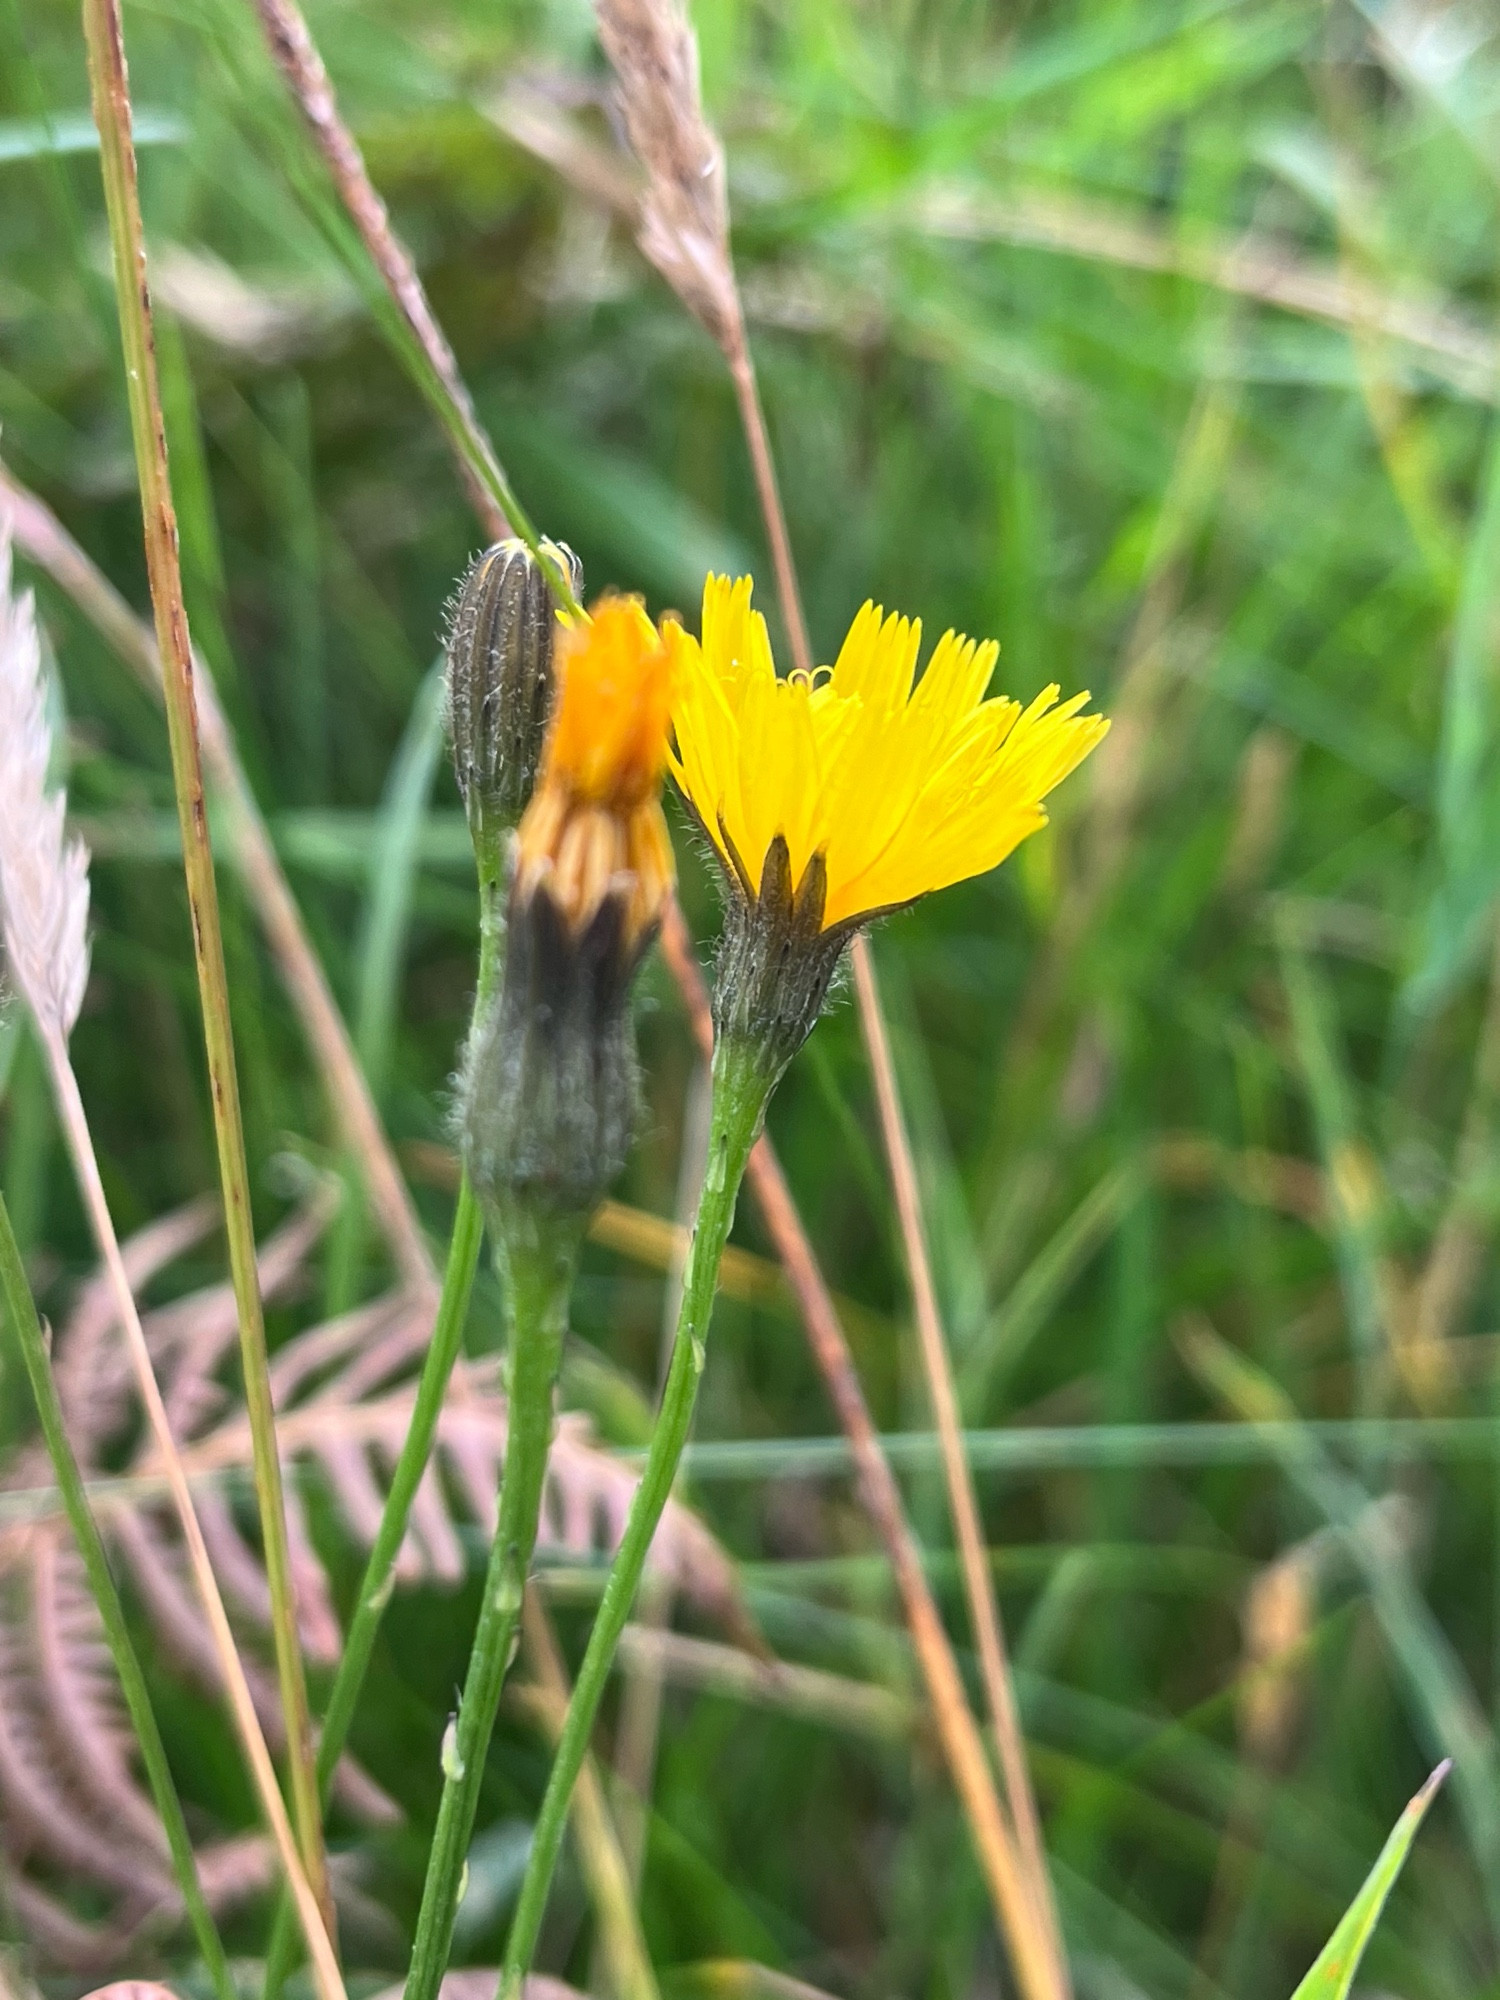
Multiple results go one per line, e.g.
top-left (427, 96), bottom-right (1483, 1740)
top-left (594, 0), bottom-right (742, 346)
top-left (0, 528), bottom-right (90, 1043)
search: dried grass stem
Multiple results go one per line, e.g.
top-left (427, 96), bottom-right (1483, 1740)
top-left (81, 0), bottom-right (331, 1934)
top-left (851, 937), bottom-right (1066, 1990)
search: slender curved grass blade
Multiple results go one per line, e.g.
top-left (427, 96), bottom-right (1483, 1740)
top-left (0, 1007), bottom-right (19, 1102)
top-left (324, 657), bottom-right (447, 1313)
top-left (1289, 1762), bottom-right (1449, 2000)
top-left (0, 108), bottom-right (186, 161)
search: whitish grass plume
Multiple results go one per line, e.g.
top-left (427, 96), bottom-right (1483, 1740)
top-left (0, 528), bottom-right (89, 1040)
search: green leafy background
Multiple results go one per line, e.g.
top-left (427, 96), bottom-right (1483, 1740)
top-left (1, 0), bottom-right (1495, 1993)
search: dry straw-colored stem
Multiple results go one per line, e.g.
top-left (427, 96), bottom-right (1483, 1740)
top-left (703, 100), bottom-right (1062, 1959)
top-left (0, 466), bottom-right (434, 1292)
top-left (748, 1138), bottom-right (1054, 2000)
top-left (912, 183), bottom-right (1498, 403)
top-left (724, 342), bottom-right (813, 681)
top-left (850, 937), bottom-right (1066, 1988)
top-left (615, 1623), bottom-right (913, 1741)
top-left (250, 0), bottom-right (507, 544)
top-left (81, 0), bottom-right (329, 1926)
top-left (37, 1027), bottom-right (346, 2000)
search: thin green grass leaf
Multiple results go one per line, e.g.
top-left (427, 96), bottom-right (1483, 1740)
top-left (959, 1160), bottom-right (1143, 1413)
top-left (0, 108), bottom-right (186, 161)
top-left (324, 658), bottom-right (446, 1313)
top-left (1289, 1761), bottom-right (1449, 2000)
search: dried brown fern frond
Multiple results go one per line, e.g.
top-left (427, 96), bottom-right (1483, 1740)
top-left (0, 1201), bottom-right (742, 1970)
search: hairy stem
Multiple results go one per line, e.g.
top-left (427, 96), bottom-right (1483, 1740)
top-left (405, 1207), bottom-right (582, 2000)
top-left (263, 854), bottom-right (507, 2000)
top-left (497, 1033), bottom-right (771, 2000)
top-left (659, 905), bottom-right (1057, 2000)
top-left (0, 1187), bottom-right (235, 2000)
top-left (82, 0), bottom-right (328, 1922)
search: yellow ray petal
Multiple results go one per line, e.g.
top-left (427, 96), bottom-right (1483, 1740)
top-left (668, 574), bottom-right (1107, 933)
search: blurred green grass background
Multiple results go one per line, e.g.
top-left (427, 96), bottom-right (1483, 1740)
top-left (4, 0), bottom-right (1500, 1993)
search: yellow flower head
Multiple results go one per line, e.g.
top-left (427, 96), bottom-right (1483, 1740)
top-left (515, 595), bottom-right (677, 951)
top-left (667, 575), bottom-right (1109, 931)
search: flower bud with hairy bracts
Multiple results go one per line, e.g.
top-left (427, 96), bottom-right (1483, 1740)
top-left (707, 834), bottom-right (866, 1090)
top-left (459, 597), bottom-right (676, 1231)
top-left (446, 538), bottom-right (583, 854)
top-left (461, 869), bottom-right (646, 1232)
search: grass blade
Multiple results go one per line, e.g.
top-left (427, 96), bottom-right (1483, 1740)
top-left (1289, 1761), bottom-right (1448, 2000)
top-left (323, 659), bottom-right (447, 1315)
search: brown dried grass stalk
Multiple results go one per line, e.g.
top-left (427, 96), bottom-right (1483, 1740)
top-left (590, 0), bottom-right (1062, 1982)
top-left (657, 909), bottom-right (1062, 2000)
top-left (850, 939), bottom-right (1066, 1977)
top-left (81, 0), bottom-right (331, 1928)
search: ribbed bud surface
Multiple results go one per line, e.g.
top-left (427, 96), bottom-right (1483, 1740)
top-left (446, 539), bottom-right (583, 839)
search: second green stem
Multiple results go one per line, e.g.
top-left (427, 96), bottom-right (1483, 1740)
top-left (404, 1206), bottom-right (582, 2000)
top-left (263, 856), bottom-right (505, 2000)
top-left (497, 1032), bottom-right (771, 2000)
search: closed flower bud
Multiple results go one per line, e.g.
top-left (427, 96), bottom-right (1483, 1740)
top-left (460, 596), bottom-right (677, 1229)
top-left (446, 538), bottom-right (584, 850)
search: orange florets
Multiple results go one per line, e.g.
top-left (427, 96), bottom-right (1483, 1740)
top-left (543, 597), bottom-right (675, 809)
top-left (515, 595), bottom-right (677, 945)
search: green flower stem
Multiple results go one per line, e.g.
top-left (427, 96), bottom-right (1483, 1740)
top-left (404, 1207), bottom-right (583, 2000)
top-left (263, 856), bottom-right (506, 2000)
top-left (316, 1180), bottom-right (484, 1785)
top-left (0, 1185), bottom-right (235, 2000)
top-left (497, 1032), bottom-right (772, 2000)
